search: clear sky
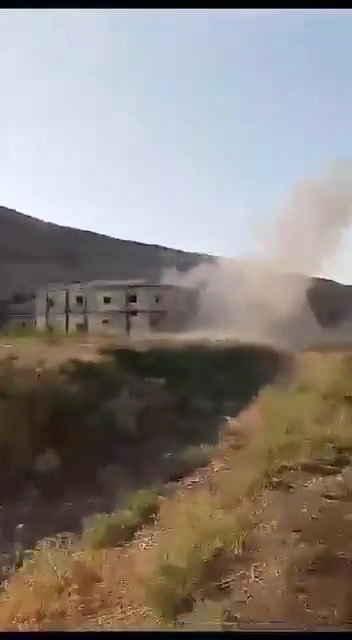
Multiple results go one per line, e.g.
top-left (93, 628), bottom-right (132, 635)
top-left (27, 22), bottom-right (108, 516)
top-left (1, 9), bottom-right (352, 282)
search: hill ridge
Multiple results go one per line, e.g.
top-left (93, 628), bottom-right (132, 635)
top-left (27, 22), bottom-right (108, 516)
top-left (0, 205), bottom-right (212, 299)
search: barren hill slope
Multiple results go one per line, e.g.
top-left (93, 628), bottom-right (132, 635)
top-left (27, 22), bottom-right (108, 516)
top-left (0, 206), bottom-right (211, 299)
top-left (1, 204), bottom-right (352, 338)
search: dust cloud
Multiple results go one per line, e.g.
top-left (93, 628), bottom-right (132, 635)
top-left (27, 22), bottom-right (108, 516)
top-left (162, 163), bottom-right (352, 349)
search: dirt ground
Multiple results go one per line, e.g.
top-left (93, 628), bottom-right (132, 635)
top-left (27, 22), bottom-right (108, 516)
top-left (70, 415), bottom-right (352, 632)
top-left (0, 335), bottom-right (215, 367)
top-left (0, 338), bottom-right (109, 367)
top-left (182, 463), bottom-right (352, 631)
top-left (0, 334), bottom-right (266, 368)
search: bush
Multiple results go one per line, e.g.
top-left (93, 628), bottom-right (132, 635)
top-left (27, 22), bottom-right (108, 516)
top-left (257, 354), bottom-right (352, 474)
top-left (146, 495), bottom-right (240, 622)
top-left (0, 341), bottom-right (287, 494)
top-left (83, 510), bottom-right (141, 549)
top-left (124, 487), bottom-right (160, 521)
top-left (0, 356), bottom-right (128, 484)
top-left (83, 488), bottom-right (161, 550)
top-left (166, 444), bottom-right (216, 481)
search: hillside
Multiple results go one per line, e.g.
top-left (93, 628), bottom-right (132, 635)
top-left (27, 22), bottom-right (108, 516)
top-left (1, 205), bottom-right (352, 336)
top-left (0, 206), bottom-right (212, 299)
top-left (1, 342), bottom-right (352, 629)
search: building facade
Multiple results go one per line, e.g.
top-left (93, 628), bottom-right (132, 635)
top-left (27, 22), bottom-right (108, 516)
top-left (34, 279), bottom-right (193, 336)
top-left (2, 300), bottom-right (35, 331)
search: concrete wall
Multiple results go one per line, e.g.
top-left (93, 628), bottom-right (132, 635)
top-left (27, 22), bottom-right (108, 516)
top-left (47, 289), bottom-right (67, 314)
top-left (87, 287), bottom-right (126, 313)
top-left (37, 313), bottom-right (66, 333)
top-left (36, 314), bottom-right (47, 331)
top-left (68, 284), bottom-right (87, 315)
top-left (87, 311), bottom-right (127, 336)
top-left (35, 290), bottom-right (47, 317)
top-left (128, 286), bottom-right (153, 311)
top-left (67, 313), bottom-right (87, 334)
top-left (129, 311), bottom-right (150, 336)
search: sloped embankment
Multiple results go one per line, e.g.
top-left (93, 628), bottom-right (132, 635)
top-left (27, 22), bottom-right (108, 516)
top-left (0, 340), bottom-right (287, 620)
top-left (1, 350), bottom-right (352, 630)
top-left (0, 341), bottom-right (285, 500)
top-left (170, 352), bottom-right (352, 630)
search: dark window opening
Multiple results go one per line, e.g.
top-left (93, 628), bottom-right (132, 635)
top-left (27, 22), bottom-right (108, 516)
top-left (76, 295), bottom-right (84, 306)
top-left (103, 296), bottom-right (112, 304)
top-left (48, 296), bottom-right (54, 308)
top-left (128, 293), bottom-right (137, 304)
top-left (155, 295), bottom-right (161, 304)
top-left (130, 310), bottom-right (138, 317)
top-left (102, 319), bottom-right (109, 325)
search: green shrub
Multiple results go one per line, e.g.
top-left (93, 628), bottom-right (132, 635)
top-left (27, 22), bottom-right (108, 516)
top-left (255, 354), bottom-right (352, 477)
top-left (179, 444), bottom-right (215, 468)
top-left (83, 509), bottom-right (141, 549)
top-left (146, 498), bottom-right (239, 622)
top-left (124, 487), bottom-right (160, 521)
top-left (83, 488), bottom-right (161, 550)
top-left (166, 444), bottom-right (215, 481)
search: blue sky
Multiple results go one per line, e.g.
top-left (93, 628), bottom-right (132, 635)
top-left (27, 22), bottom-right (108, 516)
top-left (1, 9), bottom-right (352, 282)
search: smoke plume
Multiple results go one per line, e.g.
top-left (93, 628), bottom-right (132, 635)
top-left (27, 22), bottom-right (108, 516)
top-left (162, 163), bottom-right (352, 349)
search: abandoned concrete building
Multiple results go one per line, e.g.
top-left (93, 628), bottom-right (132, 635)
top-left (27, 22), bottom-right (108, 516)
top-left (34, 279), bottom-right (194, 336)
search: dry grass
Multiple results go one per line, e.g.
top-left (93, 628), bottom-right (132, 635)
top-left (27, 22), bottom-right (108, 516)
top-left (0, 544), bottom-right (151, 630)
top-left (2, 349), bottom-right (352, 629)
top-left (131, 351), bottom-right (352, 623)
top-left (0, 334), bottom-right (110, 368)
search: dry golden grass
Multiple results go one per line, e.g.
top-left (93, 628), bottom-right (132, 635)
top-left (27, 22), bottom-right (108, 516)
top-left (0, 410), bottom-right (264, 630)
top-left (2, 349), bottom-right (352, 629)
top-left (133, 351), bottom-right (352, 623)
top-left (0, 332), bottom-right (277, 368)
top-left (0, 544), bottom-right (153, 631)
top-left (0, 334), bottom-right (113, 367)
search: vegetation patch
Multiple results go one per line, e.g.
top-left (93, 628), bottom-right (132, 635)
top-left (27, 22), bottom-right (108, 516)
top-left (0, 342), bottom-right (285, 496)
top-left (83, 488), bottom-right (161, 550)
top-left (138, 353), bottom-right (352, 623)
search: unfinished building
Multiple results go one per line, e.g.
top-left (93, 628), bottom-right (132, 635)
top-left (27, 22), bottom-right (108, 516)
top-left (34, 279), bottom-right (194, 336)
